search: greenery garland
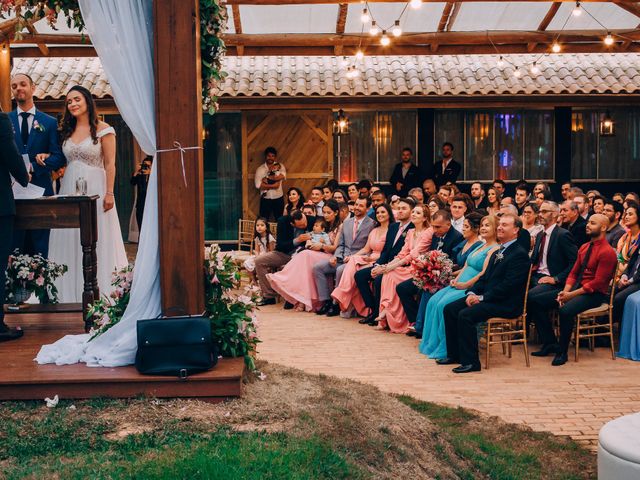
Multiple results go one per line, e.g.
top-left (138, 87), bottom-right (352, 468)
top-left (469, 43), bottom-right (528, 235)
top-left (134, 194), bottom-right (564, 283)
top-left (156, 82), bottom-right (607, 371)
top-left (1, 0), bottom-right (226, 114)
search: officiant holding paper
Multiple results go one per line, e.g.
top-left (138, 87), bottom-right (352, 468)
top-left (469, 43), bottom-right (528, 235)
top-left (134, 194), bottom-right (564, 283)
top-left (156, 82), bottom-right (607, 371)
top-left (9, 73), bottom-right (66, 257)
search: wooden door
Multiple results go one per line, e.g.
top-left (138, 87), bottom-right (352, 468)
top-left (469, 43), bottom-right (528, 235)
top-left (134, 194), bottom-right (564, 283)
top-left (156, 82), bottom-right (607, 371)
top-left (243, 110), bottom-right (332, 219)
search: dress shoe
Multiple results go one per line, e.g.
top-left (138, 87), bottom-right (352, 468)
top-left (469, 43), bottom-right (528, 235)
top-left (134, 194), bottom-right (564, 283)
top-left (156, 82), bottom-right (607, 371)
top-left (406, 331), bottom-right (418, 337)
top-left (415, 334), bottom-right (422, 340)
top-left (367, 320), bottom-right (379, 327)
top-left (436, 357), bottom-right (457, 365)
top-left (359, 315), bottom-right (372, 324)
top-left (452, 364), bottom-right (481, 374)
top-left (551, 352), bottom-right (568, 366)
top-left (256, 297), bottom-right (276, 307)
top-left (326, 304), bottom-right (340, 317)
top-left (316, 300), bottom-right (332, 315)
top-left (283, 301), bottom-right (294, 310)
top-left (0, 327), bottom-right (23, 342)
top-left (531, 344), bottom-right (560, 357)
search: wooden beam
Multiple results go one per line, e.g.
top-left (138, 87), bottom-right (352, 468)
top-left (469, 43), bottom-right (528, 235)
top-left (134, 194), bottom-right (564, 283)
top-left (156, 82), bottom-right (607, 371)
top-left (447, 3), bottom-right (461, 32)
top-left (528, 1), bottom-right (561, 52)
top-left (613, 1), bottom-right (640, 19)
top-left (336, 3), bottom-right (348, 35)
top-left (154, 0), bottom-right (205, 315)
top-left (0, 42), bottom-right (10, 111)
top-left (11, 34), bottom-right (89, 45)
top-left (25, 24), bottom-right (49, 56)
top-left (437, 3), bottom-right (455, 32)
top-left (232, 5), bottom-right (243, 34)
top-left (11, 46), bottom-right (97, 57)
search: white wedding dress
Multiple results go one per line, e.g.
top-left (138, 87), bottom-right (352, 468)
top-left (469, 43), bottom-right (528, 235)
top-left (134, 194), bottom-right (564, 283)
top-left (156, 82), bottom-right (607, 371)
top-left (48, 127), bottom-right (128, 303)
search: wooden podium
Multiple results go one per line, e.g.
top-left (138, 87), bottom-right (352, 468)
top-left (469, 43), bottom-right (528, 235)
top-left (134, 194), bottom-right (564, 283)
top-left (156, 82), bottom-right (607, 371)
top-left (10, 196), bottom-right (99, 331)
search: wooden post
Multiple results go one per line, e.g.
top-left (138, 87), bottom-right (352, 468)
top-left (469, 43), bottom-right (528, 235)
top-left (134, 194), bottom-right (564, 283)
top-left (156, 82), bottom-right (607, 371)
top-left (153, 0), bottom-right (205, 315)
top-left (0, 42), bottom-right (11, 112)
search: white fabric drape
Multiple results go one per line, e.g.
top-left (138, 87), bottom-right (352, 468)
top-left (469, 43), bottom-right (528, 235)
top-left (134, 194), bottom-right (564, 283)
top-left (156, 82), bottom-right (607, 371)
top-left (36, 0), bottom-right (161, 366)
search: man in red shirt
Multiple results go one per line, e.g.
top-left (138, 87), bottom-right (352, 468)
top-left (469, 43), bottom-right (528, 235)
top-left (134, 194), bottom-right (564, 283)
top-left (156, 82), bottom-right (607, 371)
top-left (552, 214), bottom-right (618, 366)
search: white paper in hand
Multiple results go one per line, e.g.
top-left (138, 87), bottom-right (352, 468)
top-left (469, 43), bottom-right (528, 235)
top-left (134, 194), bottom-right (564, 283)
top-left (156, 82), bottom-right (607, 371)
top-left (13, 182), bottom-right (45, 199)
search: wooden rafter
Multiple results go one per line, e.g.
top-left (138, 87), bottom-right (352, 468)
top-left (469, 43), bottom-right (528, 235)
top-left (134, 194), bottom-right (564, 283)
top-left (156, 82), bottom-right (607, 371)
top-left (528, 1), bottom-right (561, 52)
top-left (613, 1), bottom-right (640, 18)
top-left (336, 3), bottom-right (348, 35)
top-left (437, 3), bottom-right (455, 32)
top-left (25, 24), bottom-right (49, 56)
top-left (447, 3), bottom-right (461, 32)
top-left (232, 5), bottom-right (243, 34)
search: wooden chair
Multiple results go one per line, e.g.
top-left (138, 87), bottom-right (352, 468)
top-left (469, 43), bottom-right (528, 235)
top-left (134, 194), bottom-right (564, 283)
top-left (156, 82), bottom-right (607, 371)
top-left (483, 267), bottom-right (533, 369)
top-left (574, 267), bottom-right (619, 362)
top-left (268, 222), bottom-right (278, 238)
top-left (237, 219), bottom-right (256, 252)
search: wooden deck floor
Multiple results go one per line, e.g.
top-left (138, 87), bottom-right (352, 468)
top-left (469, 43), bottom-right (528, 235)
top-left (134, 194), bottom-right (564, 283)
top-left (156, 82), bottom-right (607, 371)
top-left (1, 312), bottom-right (244, 401)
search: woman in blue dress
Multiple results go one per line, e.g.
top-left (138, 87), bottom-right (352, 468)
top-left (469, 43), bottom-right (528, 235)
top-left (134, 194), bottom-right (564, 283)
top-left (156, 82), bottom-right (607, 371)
top-left (419, 214), bottom-right (499, 359)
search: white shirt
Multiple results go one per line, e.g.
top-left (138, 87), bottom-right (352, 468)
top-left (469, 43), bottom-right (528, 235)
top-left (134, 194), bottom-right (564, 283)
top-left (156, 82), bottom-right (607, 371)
top-left (315, 200), bottom-right (325, 217)
top-left (442, 158), bottom-right (452, 173)
top-left (393, 221), bottom-right (411, 246)
top-left (16, 105), bottom-right (36, 135)
top-left (536, 223), bottom-right (557, 277)
top-left (254, 162), bottom-right (286, 200)
top-left (452, 216), bottom-right (464, 234)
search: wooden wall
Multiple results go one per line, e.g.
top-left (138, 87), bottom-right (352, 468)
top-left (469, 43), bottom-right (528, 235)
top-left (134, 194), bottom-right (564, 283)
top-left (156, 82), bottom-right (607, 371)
top-left (242, 110), bottom-right (332, 219)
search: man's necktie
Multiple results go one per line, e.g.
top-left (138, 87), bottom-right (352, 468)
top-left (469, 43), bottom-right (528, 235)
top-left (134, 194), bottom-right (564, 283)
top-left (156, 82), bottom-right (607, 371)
top-left (20, 112), bottom-right (30, 147)
top-left (572, 242), bottom-right (594, 290)
top-left (533, 232), bottom-right (547, 271)
top-left (352, 218), bottom-right (359, 241)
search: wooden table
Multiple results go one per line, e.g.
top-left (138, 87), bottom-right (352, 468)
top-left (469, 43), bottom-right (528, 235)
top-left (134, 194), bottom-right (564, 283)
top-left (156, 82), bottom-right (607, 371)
top-left (8, 195), bottom-right (99, 331)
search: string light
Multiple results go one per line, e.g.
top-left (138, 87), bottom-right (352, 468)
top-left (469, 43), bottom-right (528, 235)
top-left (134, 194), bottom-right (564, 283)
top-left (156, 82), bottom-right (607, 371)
top-left (513, 66), bottom-right (522, 78)
top-left (369, 21), bottom-right (380, 36)
top-left (497, 56), bottom-right (505, 68)
top-left (551, 42), bottom-right (561, 53)
top-left (530, 62), bottom-right (540, 75)
top-left (410, 0), bottom-right (422, 9)
top-left (392, 20), bottom-right (402, 37)
top-left (604, 32), bottom-right (614, 46)
top-left (572, 1), bottom-right (582, 17)
top-left (380, 31), bottom-right (391, 46)
top-left (355, 49), bottom-right (364, 60)
top-left (360, 8), bottom-right (370, 24)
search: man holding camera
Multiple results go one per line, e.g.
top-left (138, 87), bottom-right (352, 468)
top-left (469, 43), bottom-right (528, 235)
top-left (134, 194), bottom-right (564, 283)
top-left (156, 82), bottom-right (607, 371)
top-left (254, 146), bottom-right (286, 221)
top-left (131, 155), bottom-right (153, 230)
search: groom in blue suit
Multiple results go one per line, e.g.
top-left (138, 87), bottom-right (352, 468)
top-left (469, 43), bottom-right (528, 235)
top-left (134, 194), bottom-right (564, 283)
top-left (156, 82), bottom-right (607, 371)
top-left (10, 73), bottom-right (65, 257)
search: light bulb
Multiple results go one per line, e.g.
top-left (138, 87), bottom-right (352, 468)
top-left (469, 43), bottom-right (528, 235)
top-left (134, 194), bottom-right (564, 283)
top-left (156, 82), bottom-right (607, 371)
top-left (513, 67), bottom-right (522, 78)
top-left (572, 2), bottom-right (582, 16)
top-left (604, 33), bottom-right (614, 46)
top-left (552, 42), bottom-right (561, 53)
top-left (369, 21), bottom-right (380, 36)
top-left (355, 49), bottom-right (364, 60)
top-left (360, 8), bottom-right (370, 24)
top-left (410, 0), bottom-right (422, 9)
top-left (530, 62), bottom-right (540, 75)
top-left (497, 56), bottom-right (505, 68)
top-left (392, 20), bottom-right (402, 37)
top-left (380, 31), bottom-right (390, 46)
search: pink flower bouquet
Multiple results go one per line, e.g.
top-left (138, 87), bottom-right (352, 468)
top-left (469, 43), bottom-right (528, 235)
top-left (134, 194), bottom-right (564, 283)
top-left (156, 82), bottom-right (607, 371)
top-left (410, 250), bottom-right (455, 293)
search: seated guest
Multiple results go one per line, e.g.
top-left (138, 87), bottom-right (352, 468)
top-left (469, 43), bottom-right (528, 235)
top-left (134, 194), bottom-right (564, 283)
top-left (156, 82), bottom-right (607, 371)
top-left (437, 185), bottom-right (451, 205)
top-left (470, 182), bottom-right (488, 210)
top-left (408, 187), bottom-right (424, 205)
top-left (309, 186), bottom-right (325, 217)
top-left (527, 201), bottom-right (578, 357)
top-left (521, 202), bottom-right (544, 246)
top-left (347, 183), bottom-right (359, 202)
top-left (322, 184), bottom-right (334, 202)
top-left (533, 182), bottom-right (550, 198)
top-left (355, 197), bottom-right (415, 325)
top-left (450, 194), bottom-right (473, 234)
top-left (255, 209), bottom-right (316, 306)
top-left (534, 190), bottom-right (553, 207)
top-left (560, 200), bottom-right (588, 247)
top-left (624, 192), bottom-right (640, 209)
top-left (613, 192), bottom-right (625, 204)
top-left (427, 194), bottom-right (446, 219)
top-left (314, 196), bottom-right (375, 317)
top-left (549, 214), bottom-right (618, 366)
top-left (389, 147), bottom-right (422, 198)
top-left (616, 202), bottom-right (640, 270)
top-left (603, 200), bottom-right (625, 248)
top-left (492, 179), bottom-right (506, 199)
top-left (284, 187), bottom-right (305, 216)
top-left (592, 195), bottom-right (606, 215)
top-left (337, 201), bottom-right (350, 222)
top-left (357, 179), bottom-right (373, 198)
top-left (561, 182), bottom-right (573, 201)
top-left (368, 190), bottom-right (386, 220)
top-left (486, 187), bottom-right (501, 217)
top-left (568, 186), bottom-right (584, 201)
top-left (439, 214), bottom-right (531, 373)
top-left (419, 215), bottom-right (498, 358)
top-left (574, 194), bottom-right (590, 220)
top-left (332, 203), bottom-right (393, 317)
top-left (515, 184), bottom-right (529, 216)
top-left (500, 204), bottom-right (531, 252)
top-left (267, 201), bottom-right (342, 311)
top-left (332, 189), bottom-right (347, 204)
top-left (422, 178), bottom-right (437, 198)
top-left (613, 245), bottom-right (640, 324)
top-left (302, 202), bottom-right (316, 217)
top-left (404, 209), bottom-right (464, 337)
top-left (375, 203), bottom-right (432, 332)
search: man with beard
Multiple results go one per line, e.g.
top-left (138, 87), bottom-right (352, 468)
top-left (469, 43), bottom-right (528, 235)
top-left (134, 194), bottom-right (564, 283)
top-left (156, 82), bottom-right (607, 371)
top-left (470, 182), bottom-right (488, 210)
top-left (603, 200), bottom-right (625, 248)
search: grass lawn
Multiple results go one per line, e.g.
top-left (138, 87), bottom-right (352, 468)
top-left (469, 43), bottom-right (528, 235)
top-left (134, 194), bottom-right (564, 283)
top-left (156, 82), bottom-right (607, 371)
top-left (0, 363), bottom-right (595, 479)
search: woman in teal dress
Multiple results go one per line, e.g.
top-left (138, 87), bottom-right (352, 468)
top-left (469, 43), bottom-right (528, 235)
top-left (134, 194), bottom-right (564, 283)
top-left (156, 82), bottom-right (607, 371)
top-left (419, 214), bottom-right (499, 359)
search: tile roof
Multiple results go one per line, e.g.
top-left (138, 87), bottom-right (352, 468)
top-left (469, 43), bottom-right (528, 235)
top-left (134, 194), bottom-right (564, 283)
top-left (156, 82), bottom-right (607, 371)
top-left (11, 53), bottom-right (640, 100)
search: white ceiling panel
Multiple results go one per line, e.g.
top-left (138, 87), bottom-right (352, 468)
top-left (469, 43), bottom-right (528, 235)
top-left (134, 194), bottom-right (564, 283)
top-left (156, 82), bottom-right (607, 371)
top-left (452, 2), bottom-right (550, 31)
top-left (238, 4), bottom-right (339, 34)
top-left (226, 5), bottom-right (235, 34)
top-left (344, 2), bottom-right (444, 34)
top-left (547, 2), bottom-right (640, 30)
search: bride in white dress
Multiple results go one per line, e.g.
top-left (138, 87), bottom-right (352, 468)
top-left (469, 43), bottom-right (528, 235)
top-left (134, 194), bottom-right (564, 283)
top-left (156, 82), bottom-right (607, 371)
top-left (48, 85), bottom-right (128, 303)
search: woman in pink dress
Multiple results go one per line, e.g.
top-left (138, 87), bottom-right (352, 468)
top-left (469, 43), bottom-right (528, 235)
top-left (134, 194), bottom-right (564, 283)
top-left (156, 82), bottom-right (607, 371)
top-left (331, 204), bottom-right (392, 316)
top-left (376, 204), bottom-right (433, 333)
top-left (267, 199), bottom-right (342, 312)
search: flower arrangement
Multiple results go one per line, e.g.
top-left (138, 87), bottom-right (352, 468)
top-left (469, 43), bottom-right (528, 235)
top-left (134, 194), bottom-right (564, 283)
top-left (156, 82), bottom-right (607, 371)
top-left (410, 250), bottom-right (455, 293)
top-left (87, 264), bottom-right (134, 340)
top-left (204, 244), bottom-right (261, 371)
top-left (5, 250), bottom-right (68, 304)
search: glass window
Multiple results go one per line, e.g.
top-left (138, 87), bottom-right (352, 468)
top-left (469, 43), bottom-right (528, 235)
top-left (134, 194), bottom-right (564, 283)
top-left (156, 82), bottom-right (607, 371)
top-left (524, 111), bottom-right (554, 180)
top-left (203, 113), bottom-right (242, 240)
top-left (465, 112), bottom-right (494, 181)
top-left (571, 111), bottom-right (598, 180)
top-left (378, 111), bottom-right (417, 183)
top-left (494, 112), bottom-right (523, 180)
top-left (434, 110), bottom-right (464, 176)
top-left (599, 109), bottom-right (640, 180)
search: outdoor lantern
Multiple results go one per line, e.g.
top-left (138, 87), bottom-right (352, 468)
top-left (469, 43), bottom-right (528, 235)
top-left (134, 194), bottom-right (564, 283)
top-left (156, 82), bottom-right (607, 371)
top-left (333, 109), bottom-right (350, 136)
top-left (599, 111), bottom-right (615, 136)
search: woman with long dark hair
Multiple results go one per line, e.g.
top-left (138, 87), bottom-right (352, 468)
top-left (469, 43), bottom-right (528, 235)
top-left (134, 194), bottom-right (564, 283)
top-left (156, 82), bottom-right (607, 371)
top-left (284, 187), bottom-right (305, 215)
top-left (48, 85), bottom-right (127, 302)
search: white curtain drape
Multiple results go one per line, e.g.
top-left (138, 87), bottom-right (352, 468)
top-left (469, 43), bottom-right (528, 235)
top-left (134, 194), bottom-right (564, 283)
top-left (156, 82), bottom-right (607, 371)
top-left (36, 0), bottom-right (162, 366)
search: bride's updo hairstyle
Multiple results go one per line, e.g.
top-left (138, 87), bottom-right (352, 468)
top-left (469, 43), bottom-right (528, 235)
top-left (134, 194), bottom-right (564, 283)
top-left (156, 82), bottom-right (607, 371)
top-left (59, 85), bottom-right (100, 145)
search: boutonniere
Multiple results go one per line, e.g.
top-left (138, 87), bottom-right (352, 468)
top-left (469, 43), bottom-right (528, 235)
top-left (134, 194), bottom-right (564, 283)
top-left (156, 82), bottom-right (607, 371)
top-left (33, 120), bottom-right (45, 133)
top-left (495, 251), bottom-right (505, 262)
top-left (436, 240), bottom-right (444, 251)
top-left (401, 231), bottom-right (408, 238)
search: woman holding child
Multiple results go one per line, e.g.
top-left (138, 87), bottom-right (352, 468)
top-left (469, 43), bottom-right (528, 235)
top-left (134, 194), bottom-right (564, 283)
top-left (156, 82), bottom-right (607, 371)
top-left (268, 199), bottom-right (342, 312)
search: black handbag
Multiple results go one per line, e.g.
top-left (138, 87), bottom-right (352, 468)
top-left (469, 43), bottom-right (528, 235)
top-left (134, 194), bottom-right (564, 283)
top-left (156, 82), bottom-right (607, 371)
top-left (135, 312), bottom-right (217, 378)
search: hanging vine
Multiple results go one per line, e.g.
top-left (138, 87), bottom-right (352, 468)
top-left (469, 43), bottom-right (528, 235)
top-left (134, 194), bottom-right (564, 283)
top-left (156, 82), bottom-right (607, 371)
top-left (0, 0), bottom-right (227, 114)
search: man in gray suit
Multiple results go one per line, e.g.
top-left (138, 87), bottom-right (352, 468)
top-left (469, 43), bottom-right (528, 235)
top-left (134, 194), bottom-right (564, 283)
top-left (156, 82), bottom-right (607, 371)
top-left (314, 196), bottom-right (375, 317)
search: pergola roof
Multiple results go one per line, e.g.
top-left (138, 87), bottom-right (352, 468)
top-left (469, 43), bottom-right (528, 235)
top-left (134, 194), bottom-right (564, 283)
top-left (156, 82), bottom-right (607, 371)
top-left (12, 53), bottom-right (640, 100)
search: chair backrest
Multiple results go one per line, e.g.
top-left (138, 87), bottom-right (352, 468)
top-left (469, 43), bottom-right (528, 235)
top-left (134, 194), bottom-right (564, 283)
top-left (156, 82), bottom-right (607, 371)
top-left (238, 219), bottom-right (255, 251)
top-left (269, 222), bottom-right (278, 239)
top-left (521, 267), bottom-right (534, 318)
top-left (608, 263), bottom-right (622, 307)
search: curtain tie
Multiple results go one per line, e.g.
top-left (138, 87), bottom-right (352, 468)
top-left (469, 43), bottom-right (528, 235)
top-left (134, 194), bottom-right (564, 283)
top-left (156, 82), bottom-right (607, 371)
top-left (156, 141), bottom-right (202, 187)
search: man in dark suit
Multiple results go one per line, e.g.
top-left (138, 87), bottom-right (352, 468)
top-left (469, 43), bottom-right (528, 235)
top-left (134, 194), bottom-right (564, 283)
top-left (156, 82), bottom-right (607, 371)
top-left (500, 204), bottom-right (531, 252)
top-left (470, 182), bottom-right (489, 210)
top-left (402, 209), bottom-right (464, 337)
top-left (613, 246), bottom-right (640, 324)
top-left (432, 142), bottom-right (461, 187)
top-left (254, 210), bottom-right (315, 306)
top-left (528, 201), bottom-right (578, 357)
top-left (10, 73), bottom-right (65, 257)
top-left (389, 147), bottom-right (422, 198)
top-left (560, 200), bottom-right (588, 247)
top-left (439, 213), bottom-right (531, 373)
top-left (356, 197), bottom-right (415, 325)
top-left (0, 111), bottom-right (30, 342)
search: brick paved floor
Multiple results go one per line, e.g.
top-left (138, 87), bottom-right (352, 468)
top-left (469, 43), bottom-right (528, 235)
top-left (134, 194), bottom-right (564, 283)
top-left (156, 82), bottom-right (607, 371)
top-left (256, 305), bottom-right (640, 450)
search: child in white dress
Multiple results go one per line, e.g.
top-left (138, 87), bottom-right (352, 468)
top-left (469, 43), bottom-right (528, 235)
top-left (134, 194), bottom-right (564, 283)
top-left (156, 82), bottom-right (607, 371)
top-left (244, 218), bottom-right (275, 284)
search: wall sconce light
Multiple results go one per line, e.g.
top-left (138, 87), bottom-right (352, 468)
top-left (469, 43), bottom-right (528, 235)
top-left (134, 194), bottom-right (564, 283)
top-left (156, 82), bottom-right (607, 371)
top-left (333, 109), bottom-right (350, 136)
top-left (599, 111), bottom-right (615, 136)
